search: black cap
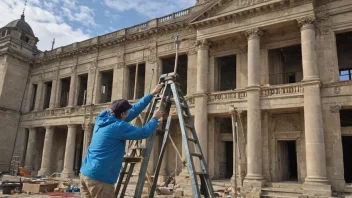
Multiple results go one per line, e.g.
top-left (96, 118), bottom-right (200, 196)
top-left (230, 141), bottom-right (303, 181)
top-left (111, 99), bottom-right (132, 117)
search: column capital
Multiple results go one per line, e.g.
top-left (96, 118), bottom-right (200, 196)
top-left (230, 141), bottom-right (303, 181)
top-left (67, 124), bottom-right (77, 129)
top-left (83, 124), bottom-right (94, 131)
top-left (297, 16), bottom-right (315, 31)
top-left (228, 105), bottom-right (237, 114)
top-left (44, 126), bottom-right (53, 130)
top-left (197, 39), bottom-right (211, 50)
top-left (245, 28), bottom-right (263, 40)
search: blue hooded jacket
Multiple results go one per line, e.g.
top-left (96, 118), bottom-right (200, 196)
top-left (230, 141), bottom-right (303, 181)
top-left (80, 94), bottom-right (158, 184)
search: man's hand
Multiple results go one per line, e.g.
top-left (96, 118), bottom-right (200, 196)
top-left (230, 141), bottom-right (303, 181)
top-left (152, 109), bottom-right (163, 120)
top-left (151, 83), bottom-right (164, 96)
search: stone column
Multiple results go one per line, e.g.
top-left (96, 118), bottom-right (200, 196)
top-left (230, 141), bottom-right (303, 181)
top-left (86, 62), bottom-right (97, 105)
top-left (68, 65), bottom-right (77, 107)
top-left (194, 40), bottom-right (210, 168)
top-left (229, 106), bottom-right (238, 190)
top-left (61, 125), bottom-right (77, 178)
top-left (82, 124), bottom-right (93, 161)
top-left (24, 128), bottom-right (37, 173)
top-left (38, 126), bottom-right (55, 176)
top-left (243, 28), bottom-right (264, 190)
top-left (298, 17), bottom-right (331, 196)
top-left (34, 80), bottom-right (44, 111)
top-left (49, 77), bottom-right (58, 109)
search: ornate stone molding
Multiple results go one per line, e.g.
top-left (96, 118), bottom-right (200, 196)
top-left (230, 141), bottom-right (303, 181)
top-left (297, 16), bottom-right (315, 31)
top-left (117, 54), bottom-right (125, 63)
top-left (245, 28), bottom-right (263, 40)
top-left (116, 62), bottom-right (125, 69)
top-left (197, 39), bottom-right (211, 50)
top-left (330, 105), bottom-right (342, 113)
top-left (318, 25), bottom-right (331, 36)
top-left (238, 45), bottom-right (248, 54)
top-left (334, 86), bottom-right (341, 94)
top-left (188, 48), bottom-right (197, 55)
top-left (148, 56), bottom-right (157, 64)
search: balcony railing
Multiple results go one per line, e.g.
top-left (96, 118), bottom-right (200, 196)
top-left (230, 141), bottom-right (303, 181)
top-left (261, 83), bottom-right (303, 97)
top-left (208, 89), bottom-right (247, 103)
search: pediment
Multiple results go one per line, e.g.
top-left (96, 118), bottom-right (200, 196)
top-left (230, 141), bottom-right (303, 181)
top-left (190, 0), bottom-right (282, 24)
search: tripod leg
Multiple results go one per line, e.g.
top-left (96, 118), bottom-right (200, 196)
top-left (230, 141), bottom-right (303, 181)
top-left (149, 114), bottom-right (173, 198)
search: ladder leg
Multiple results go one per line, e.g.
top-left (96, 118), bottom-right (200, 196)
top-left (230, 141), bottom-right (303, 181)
top-left (134, 85), bottom-right (172, 198)
top-left (119, 163), bottom-right (135, 198)
top-left (170, 84), bottom-right (201, 198)
top-left (115, 163), bottom-right (128, 197)
top-left (149, 114), bottom-right (173, 198)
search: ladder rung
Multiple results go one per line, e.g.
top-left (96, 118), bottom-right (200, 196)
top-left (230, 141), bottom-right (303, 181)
top-left (187, 137), bottom-right (197, 142)
top-left (157, 129), bottom-right (166, 133)
top-left (185, 124), bottom-right (194, 129)
top-left (131, 147), bottom-right (146, 150)
top-left (123, 157), bottom-right (143, 163)
top-left (195, 172), bottom-right (207, 175)
top-left (191, 152), bottom-right (202, 158)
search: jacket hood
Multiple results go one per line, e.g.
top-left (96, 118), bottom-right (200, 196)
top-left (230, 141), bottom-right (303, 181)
top-left (97, 110), bottom-right (119, 127)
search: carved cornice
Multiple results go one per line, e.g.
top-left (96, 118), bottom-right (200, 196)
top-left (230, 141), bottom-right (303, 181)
top-left (297, 16), bottom-right (315, 31)
top-left (245, 28), bottom-right (263, 40)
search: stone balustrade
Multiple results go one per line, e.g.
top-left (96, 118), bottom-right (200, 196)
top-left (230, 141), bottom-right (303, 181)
top-left (261, 83), bottom-right (303, 97)
top-left (158, 8), bottom-right (190, 23)
top-left (208, 89), bottom-right (247, 103)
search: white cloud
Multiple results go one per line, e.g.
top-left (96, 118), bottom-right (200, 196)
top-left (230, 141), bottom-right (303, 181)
top-left (104, 0), bottom-right (196, 19)
top-left (0, 0), bottom-right (92, 50)
top-left (61, 5), bottom-right (96, 27)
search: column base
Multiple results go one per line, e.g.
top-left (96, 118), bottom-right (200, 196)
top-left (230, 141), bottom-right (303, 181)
top-left (241, 176), bottom-right (265, 197)
top-left (38, 168), bottom-right (52, 177)
top-left (61, 170), bottom-right (75, 178)
top-left (303, 182), bottom-right (332, 197)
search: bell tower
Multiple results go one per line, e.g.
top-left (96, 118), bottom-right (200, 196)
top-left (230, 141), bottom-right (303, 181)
top-left (0, 6), bottom-right (39, 171)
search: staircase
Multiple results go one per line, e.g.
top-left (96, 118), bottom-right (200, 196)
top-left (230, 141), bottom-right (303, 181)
top-left (262, 182), bottom-right (303, 198)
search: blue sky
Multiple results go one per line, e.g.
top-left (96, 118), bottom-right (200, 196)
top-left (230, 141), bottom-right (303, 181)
top-left (0, 0), bottom-right (196, 50)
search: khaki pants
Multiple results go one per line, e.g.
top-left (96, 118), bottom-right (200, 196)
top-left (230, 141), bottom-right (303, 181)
top-left (80, 174), bottom-right (115, 198)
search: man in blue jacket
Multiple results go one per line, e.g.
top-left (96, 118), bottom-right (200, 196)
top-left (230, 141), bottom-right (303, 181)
top-left (80, 84), bottom-right (163, 198)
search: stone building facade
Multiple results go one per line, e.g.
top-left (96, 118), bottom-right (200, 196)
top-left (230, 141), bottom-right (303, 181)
top-left (1, 0), bottom-right (352, 196)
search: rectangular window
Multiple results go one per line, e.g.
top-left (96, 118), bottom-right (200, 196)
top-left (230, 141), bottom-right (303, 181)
top-left (100, 70), bottom-right (113, 103)
top-left (60, 78), bottom-right (71, 107)
top-left (162, 55), bottom-right (188, 95)
top-left (43, 81), bottom-right (52, 109)
top-left (269, 45), bottom-right (303, 85)
top-left (339, 69), bottom-right (352, 81)
top-left (217, 55), bottom-right (237, 91)
top-left (1, 31), bottom-right (6, 37)
top-left (30, 84), bottom-right (38, 111)
top-left (77, 74), bottom-right (88, 106)
top-left (337, 32), bottom-right (352, 81)
top-left (127, 63), bottom-right (146, 100)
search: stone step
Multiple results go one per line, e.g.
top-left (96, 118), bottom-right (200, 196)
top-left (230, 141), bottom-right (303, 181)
top-left (261, 191), bottom-right (302, 198)
top-left (262, 186), bottom-right (303, 198)
top-left (262, 187), bottom-right (303, 194)
top-left (265, 182), bottom-right (303, 190)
